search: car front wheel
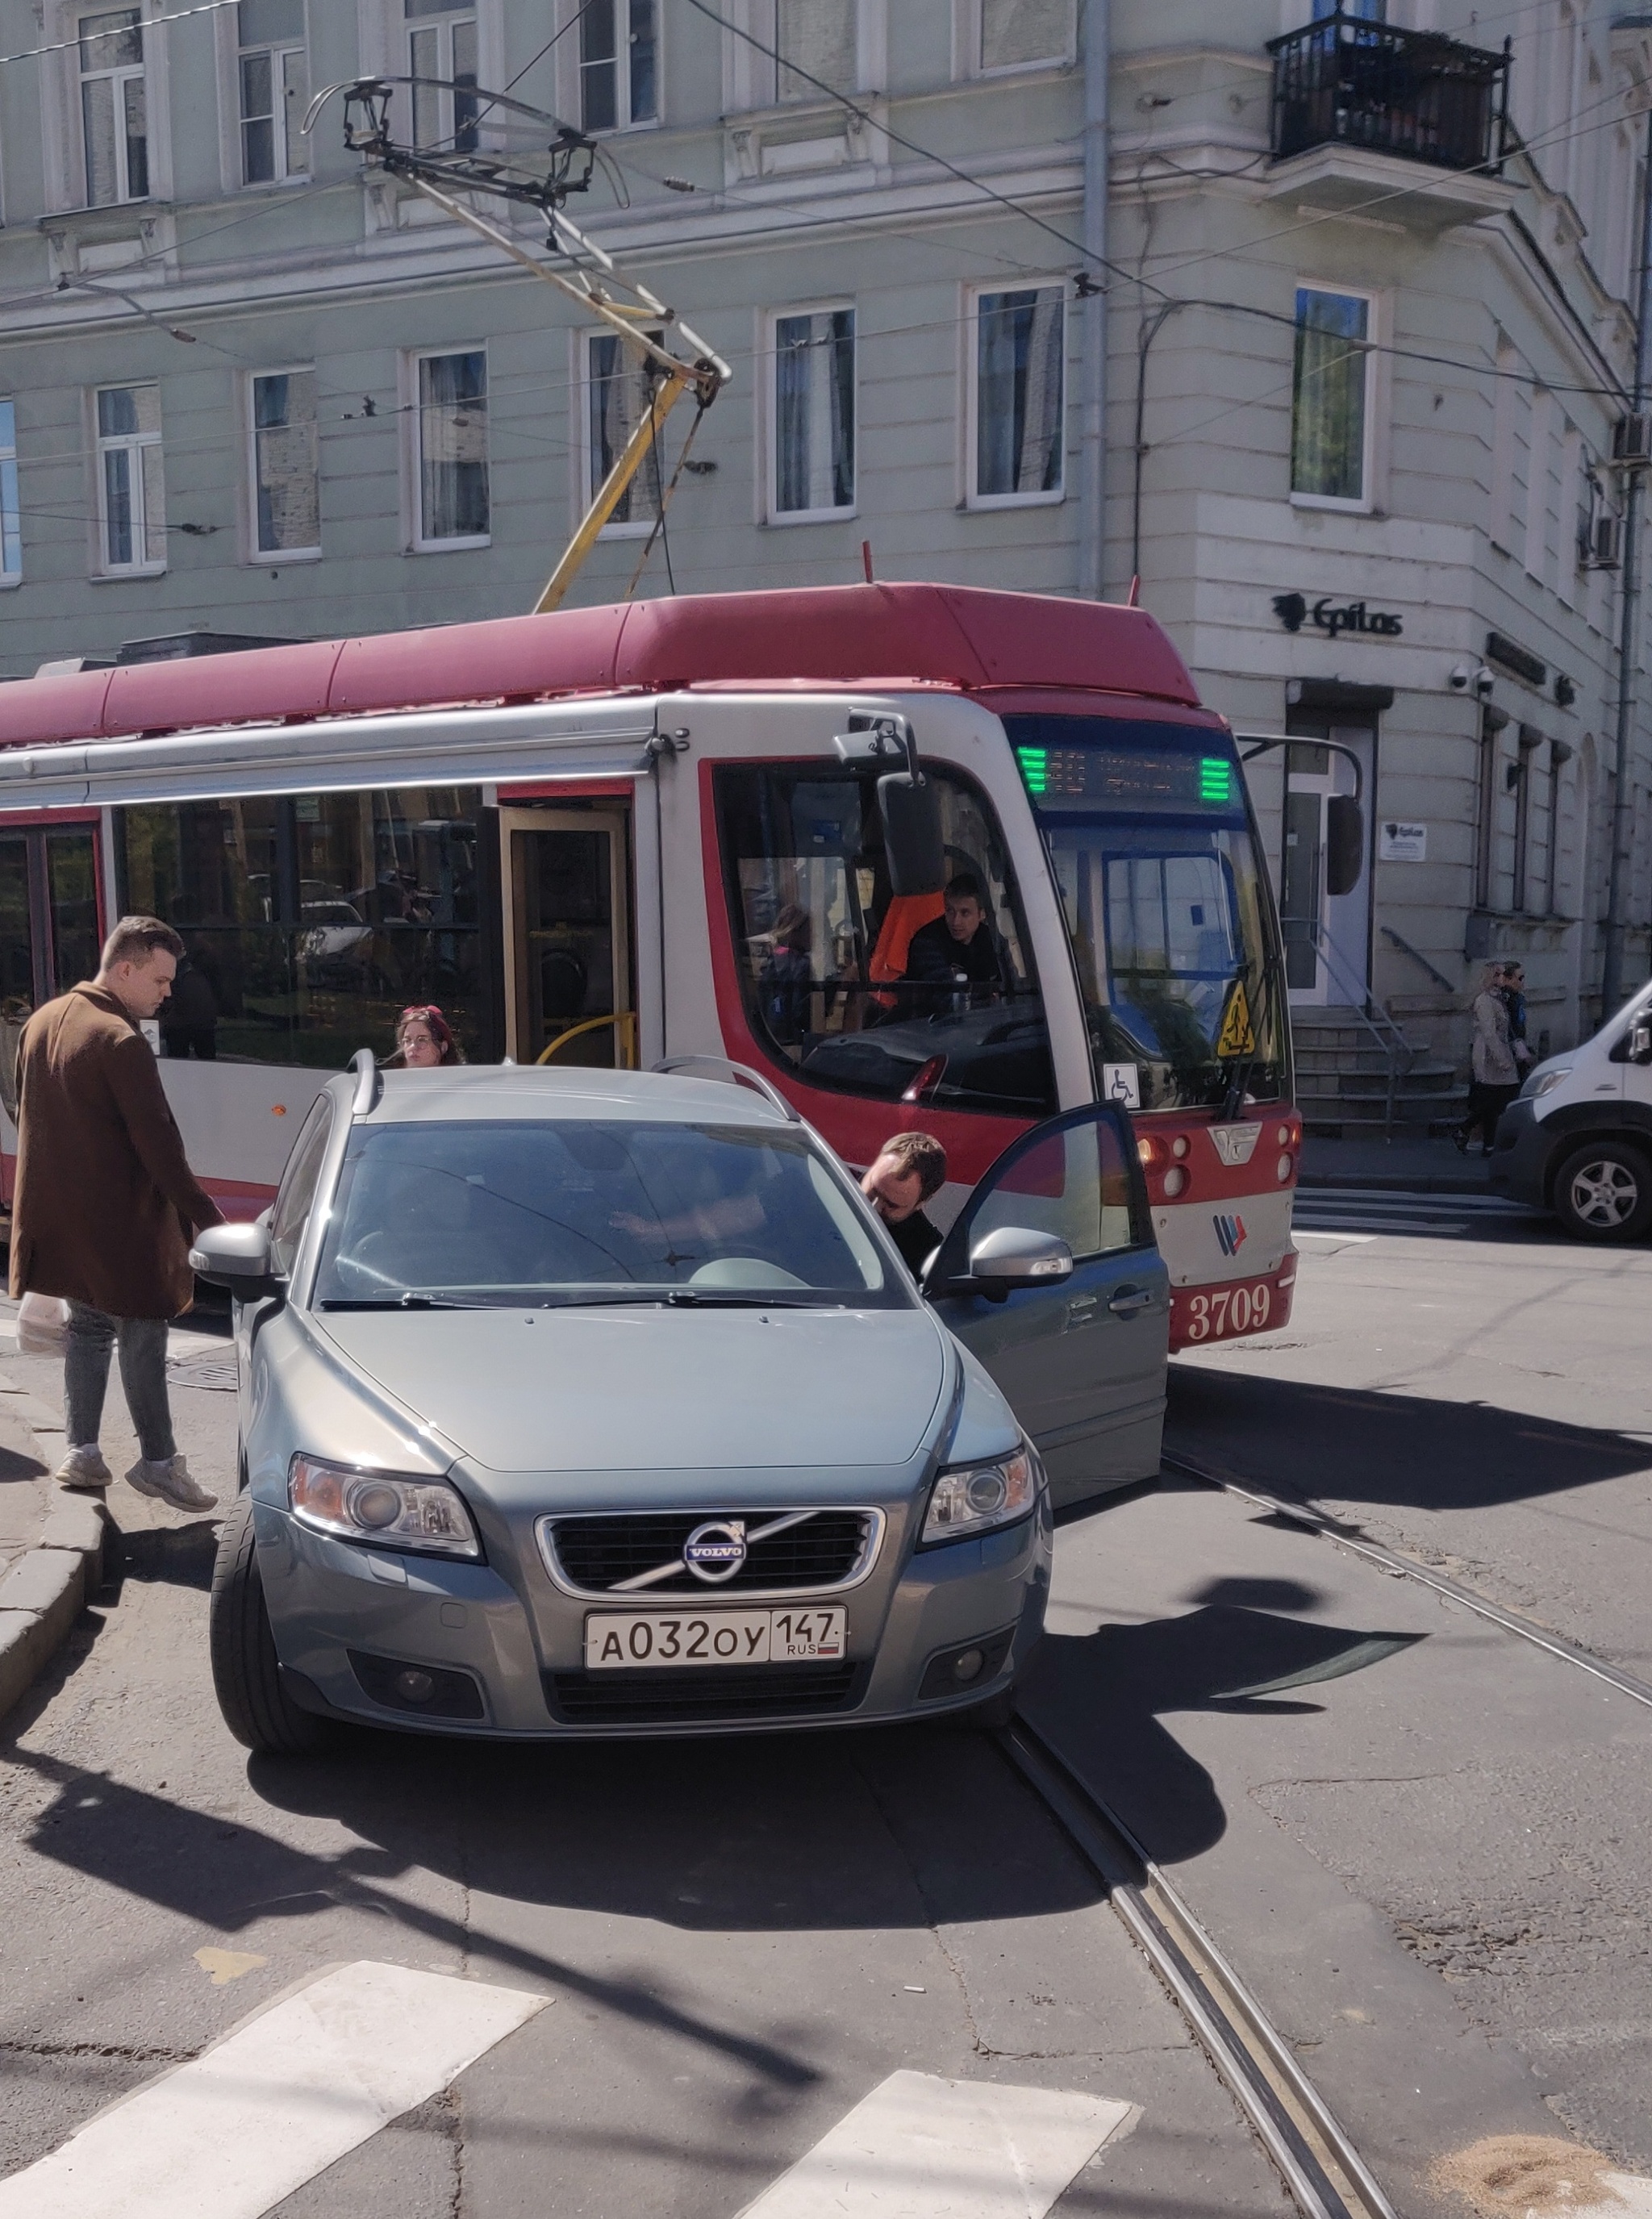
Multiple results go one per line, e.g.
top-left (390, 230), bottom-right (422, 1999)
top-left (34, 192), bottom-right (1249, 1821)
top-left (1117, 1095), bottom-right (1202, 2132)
top-left (1551, 1139), bottom-right (1652, 1242)
top-left (209, 1494), bottom-right (333, 1756)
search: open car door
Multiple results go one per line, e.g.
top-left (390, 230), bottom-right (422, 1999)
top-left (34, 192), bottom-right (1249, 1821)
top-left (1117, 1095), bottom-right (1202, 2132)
top-left (924, 1104), bottom-right (1170, 1507)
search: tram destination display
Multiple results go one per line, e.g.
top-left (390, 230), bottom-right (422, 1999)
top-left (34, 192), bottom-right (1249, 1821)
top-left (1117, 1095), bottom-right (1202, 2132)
top-left (1014, 729), bottom-right (1242, 814)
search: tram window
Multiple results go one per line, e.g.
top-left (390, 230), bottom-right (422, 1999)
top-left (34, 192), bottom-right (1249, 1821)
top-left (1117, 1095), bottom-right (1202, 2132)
top-left (116, 786), bottom-right (484, 1069)
top-left (714, 761), bottom-right (1053, 1118)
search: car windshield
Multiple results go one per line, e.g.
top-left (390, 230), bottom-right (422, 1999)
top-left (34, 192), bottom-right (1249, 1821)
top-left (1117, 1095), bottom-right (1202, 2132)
top-left (311, 1118), bottom-right (908, 1309)
top-left (1007, 715), bottom-right (1290, 1112)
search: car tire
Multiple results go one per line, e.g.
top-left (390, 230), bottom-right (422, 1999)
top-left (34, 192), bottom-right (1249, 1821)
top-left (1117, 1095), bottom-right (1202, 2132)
top-left (209, 1495), bottom-right (333, 1757)
top-left (1550, 1139), bottom-right (1652, 1242)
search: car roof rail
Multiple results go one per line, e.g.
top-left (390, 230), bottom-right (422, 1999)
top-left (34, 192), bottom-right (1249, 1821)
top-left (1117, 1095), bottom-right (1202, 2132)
top-left (651, 1054), bottom-right (800, 1122)
top-left (349, 1046), bottom-right (382, 1116)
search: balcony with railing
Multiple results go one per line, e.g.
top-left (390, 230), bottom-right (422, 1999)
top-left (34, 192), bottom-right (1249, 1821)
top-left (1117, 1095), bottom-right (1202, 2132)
top-left (1265, 11), bottom-right (1515, 228)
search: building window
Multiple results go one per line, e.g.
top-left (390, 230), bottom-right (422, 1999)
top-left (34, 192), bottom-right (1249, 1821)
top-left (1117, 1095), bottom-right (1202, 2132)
top-left (0, 403), bottom-right (19, 583)
top-left (580, 0), bottom-right (658, 132)
top-left (970, 286), bottom-right (1065, 506)
top-left (774, 0), bottom-right (856, 100)
top-left (414, 350), bottom-right (489, 546)
top-left (95, 383), bottom-right (164, 572)
top-left (771, 307), bottom-right (855, 520)
top-left (979, 0), bottom-right (1072, 73)
top-left (1291, 287), bottom-right (1371, 507)
top-left (250, 369), bottom-right (319, 557)
top-left (406, 0), bottom-right (478, 152)
top-left (586, 332), bottom-right (662, 532)
top-left (80, 9), bottom-right (148, 206)
top-left (239, 0), bottom-right (308, 184)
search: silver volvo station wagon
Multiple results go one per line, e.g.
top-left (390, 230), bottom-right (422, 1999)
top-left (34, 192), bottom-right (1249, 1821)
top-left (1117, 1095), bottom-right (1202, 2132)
top-left (194, 1059), bottom-right (1167, 1752)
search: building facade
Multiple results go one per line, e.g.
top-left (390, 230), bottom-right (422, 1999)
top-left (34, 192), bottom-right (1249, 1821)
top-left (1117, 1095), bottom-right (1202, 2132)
top-left (0, 0), bottom-right (1646, 1075)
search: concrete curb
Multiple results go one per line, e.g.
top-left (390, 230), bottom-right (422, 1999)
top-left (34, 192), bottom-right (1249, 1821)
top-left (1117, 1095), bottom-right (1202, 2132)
top-left (0, 1442), bottom-right (107, 1726)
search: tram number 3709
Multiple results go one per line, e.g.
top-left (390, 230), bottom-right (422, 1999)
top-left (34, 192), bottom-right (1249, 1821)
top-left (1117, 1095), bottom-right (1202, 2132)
top-left (1183, 1282), bottom-right (1273, 1343)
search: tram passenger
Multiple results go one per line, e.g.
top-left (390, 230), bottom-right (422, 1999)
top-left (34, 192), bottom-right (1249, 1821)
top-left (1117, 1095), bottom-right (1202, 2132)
top-left (861, 1131), bottom-right (948, 1279)
top-left (386, 1003), bottom-right (465, 1070)
top-left (899, 874), bottom-right (1009, 1016)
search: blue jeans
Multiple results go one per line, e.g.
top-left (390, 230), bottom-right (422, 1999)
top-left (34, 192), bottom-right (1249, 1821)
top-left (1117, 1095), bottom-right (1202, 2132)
top-left (64, 1304), bottom-right (176, 1465)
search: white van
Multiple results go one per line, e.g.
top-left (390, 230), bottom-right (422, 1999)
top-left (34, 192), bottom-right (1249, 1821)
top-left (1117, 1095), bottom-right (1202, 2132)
top-left (1490, 981), bottom-right (1652, 1240)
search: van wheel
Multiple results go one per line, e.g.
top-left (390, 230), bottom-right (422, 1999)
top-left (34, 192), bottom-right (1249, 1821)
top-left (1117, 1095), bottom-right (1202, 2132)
top-left (210, 1495), bottom-right (332, 1756)
top-left (1551, 1140), bottom-right (1652, 1242)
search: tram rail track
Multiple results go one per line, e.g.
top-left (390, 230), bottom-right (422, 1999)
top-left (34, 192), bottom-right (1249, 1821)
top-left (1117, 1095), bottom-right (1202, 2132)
top-left (999, 1716), bottom-right (1398, 2219)
top-left (1162, 1450), bottom-right (1652, 1712)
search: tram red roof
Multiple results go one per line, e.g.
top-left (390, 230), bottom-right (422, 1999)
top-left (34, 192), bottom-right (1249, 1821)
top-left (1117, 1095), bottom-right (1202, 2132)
top-left (0, 582), bottom-right (1200, 749)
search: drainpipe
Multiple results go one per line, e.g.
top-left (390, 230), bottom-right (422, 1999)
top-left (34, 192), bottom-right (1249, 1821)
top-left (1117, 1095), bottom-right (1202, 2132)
top-left (1602, 57), bottom-right (1652, 1013)
top-left (1077, 0), bottom-right (1109, 599)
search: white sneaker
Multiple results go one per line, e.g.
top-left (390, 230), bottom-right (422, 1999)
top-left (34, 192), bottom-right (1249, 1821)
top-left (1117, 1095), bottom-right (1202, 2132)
top-left (54, 1444), bottom-right (112, 1491)
top-left (125, 1454), bottom-right (219, 1513)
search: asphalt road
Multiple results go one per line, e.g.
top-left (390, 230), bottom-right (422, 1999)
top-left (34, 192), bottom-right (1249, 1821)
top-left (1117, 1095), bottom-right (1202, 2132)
top-left (2, 1202), bottom-right (1650, 2219)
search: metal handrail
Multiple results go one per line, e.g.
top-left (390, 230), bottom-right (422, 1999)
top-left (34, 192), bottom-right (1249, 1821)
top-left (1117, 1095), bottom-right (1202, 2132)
top-left (536, 1011), bottom-right (640, 1068)
top-left (1379, 924), bottom-right (1457, 996)
top-left (1299, 923), bottom-right (1412, 1137)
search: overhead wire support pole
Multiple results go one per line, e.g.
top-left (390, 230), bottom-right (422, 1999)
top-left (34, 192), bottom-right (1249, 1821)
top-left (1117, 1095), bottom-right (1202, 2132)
top-left (307, 76), bottom-right (732, 617)
top-left (1603, 60), bottom-right (1652, 1015)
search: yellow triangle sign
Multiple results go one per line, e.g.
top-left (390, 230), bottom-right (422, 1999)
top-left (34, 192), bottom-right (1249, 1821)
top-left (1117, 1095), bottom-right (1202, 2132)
top-left (1217, 981), bottom-right (1256, 1058)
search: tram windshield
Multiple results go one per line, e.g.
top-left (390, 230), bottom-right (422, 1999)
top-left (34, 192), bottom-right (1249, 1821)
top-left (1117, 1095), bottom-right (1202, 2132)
top-left (1008, 715), bottom-right (1288, 1113)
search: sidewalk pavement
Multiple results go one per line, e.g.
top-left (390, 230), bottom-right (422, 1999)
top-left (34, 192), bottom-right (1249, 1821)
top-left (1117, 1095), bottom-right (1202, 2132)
top-left (1299, 1130), bottom-right (1497, 1195)
top-left (0, 1297), bottom-right (237, 1724)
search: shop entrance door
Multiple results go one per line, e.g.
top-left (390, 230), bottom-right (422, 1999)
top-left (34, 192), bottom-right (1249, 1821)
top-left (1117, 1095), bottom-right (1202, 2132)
top-left (1279, 725), bottom-right (1372, 1007)
top-left (499, 807), bottom-right (636, 1069)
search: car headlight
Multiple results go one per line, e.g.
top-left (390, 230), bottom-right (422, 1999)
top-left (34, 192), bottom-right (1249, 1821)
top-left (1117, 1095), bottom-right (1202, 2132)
top-left (1524, 1066), bottom-right (1571, 1101)
top-left (920, 1445), bottom-right (1041, 1546)
top-left (288, 1454), bottom-right (481, 1559)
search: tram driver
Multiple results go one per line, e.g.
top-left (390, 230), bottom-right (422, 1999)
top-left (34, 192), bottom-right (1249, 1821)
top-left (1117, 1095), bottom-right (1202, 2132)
top-left (899, 873), bottom-right (1009, 1016)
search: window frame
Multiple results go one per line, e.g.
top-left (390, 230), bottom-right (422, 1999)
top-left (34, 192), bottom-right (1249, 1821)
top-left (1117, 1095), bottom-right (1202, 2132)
top-left (578, 324), bottom-right (666, 540)
top-left (0, 401), bottom-right (20, 586)
top-left (1288, 281), bottom-right (1379, 515)
top-left (964, 277), bottom-right (1069, 511)
top-left (77, 5), bottom-right (149, 207)
top-left (960, 0), bottom-right (1076, 81)
top-left (765, 301), bottom-right (857, 526)
top-left (578, 0), bottom-right (661, 136)
top-left (92, 381), bottom-right (165, 577)
top-left (245, 365), bottom-right (321, 564)
top-left (237, 6), bottom-right (310, 188)
top-left (404, 0), bottom-right (479, 153)
top-left (405, 344), bottom-right (490, 553)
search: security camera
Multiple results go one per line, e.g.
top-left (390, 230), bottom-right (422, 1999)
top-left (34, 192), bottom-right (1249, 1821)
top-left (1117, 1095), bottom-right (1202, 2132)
top-left (1474, 665), bottom-right (1495, 696)
top-left (1449, 664), bottom-right (1471, 691)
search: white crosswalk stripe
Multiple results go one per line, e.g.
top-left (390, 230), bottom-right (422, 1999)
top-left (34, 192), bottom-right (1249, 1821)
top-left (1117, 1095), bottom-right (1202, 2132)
top-left (739, 2071), bottom-right (1134, 2219)
top-left (0, 1962), bottom-right (545, 2219)
top-left (1292, 1188), bottom-right (1546, 1240)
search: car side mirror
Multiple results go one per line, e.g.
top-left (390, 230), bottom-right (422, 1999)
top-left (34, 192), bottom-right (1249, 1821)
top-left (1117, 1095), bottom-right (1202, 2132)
top-left (190, 1221), bottom-right (285, 1302)
top-left (924, 1224), bottom-right (1074, 1302)
top-left (1325, 797), bottom-right (1365, 897)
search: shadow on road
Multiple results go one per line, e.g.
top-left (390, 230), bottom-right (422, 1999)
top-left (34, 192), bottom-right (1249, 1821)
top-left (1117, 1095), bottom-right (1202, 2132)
top-left (1020, 1571), bottom-right (1424, 1867)
top-left (1168, 1365), bottom-right (1652, 1512)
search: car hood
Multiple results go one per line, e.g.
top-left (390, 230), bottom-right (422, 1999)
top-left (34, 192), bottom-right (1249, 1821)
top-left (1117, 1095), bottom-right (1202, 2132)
top-left (317, 1304), bottom-right (949, 1474)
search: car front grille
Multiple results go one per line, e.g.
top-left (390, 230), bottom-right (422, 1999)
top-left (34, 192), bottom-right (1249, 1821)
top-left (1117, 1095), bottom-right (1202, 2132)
top-left (540, 1508), bottom-right (879, 1598)
top-left (545, 1662), bottom-right (865, 1726)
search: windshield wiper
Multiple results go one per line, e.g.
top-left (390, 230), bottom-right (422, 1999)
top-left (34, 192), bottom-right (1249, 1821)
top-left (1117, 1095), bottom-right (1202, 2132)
top-left (662, 1291), bottom-right (820, 1308)
top-left (319, 1294), bottom-right (494, 1311)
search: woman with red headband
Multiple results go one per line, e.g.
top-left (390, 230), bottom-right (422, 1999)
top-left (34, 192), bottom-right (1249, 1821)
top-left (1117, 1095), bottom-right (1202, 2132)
top-left (387, 1004), bottom-right (465, 1069)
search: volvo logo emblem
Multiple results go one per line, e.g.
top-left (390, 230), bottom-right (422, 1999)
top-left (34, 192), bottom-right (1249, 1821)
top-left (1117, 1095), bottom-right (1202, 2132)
top-left (683, 1519), bottom-right (747, 1583)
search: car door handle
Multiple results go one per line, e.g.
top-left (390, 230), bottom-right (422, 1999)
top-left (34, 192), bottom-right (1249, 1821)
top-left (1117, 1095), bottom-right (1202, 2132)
top-left (1107, 1287), bottom-right (1155, 1317)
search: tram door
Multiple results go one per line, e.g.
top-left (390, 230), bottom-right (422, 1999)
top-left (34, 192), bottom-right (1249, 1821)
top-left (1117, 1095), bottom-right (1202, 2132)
top-left (499, 807), bottom-right (636, 1070)
top-left (0, 826), bottom-right (102, 1105)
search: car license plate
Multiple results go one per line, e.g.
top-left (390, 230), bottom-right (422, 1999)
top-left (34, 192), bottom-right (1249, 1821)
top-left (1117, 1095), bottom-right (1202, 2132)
top-left (584, 1606), bottom-right (847, 1671)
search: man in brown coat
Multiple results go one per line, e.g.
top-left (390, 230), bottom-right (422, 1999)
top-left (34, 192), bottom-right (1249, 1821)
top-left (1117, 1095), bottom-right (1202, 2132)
top-left (10, 916), bottom-right (223, 1512)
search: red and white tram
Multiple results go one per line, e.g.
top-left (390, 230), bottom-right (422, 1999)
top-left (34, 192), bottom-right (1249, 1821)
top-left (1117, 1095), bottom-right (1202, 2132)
top-left (0, 582), bottom-right (1298, 1351)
